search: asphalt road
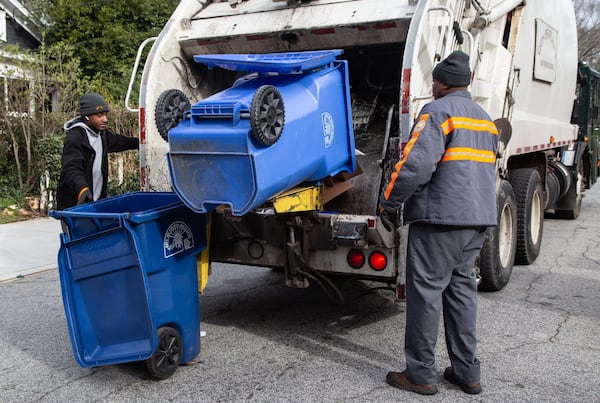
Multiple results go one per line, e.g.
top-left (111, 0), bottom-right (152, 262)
top-left (1, 186), bottom-right (600, 402)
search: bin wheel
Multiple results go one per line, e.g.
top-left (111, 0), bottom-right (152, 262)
top-left (155, 89), bottom-right (191, 142)
top-left (250, 85), bottom-right (285, 146)
top-left (145, 326), bottom-right (183, 380)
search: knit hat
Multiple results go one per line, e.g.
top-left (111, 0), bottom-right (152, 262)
top-left (79, 93), bottom-right (110, 116)
top-left (432, 51), bottom-right (471, 87)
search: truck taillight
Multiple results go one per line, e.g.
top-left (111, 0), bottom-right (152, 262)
top-left (347, 250), bottom-right (365, 269)
top-left (369, 252), bottom-right (387, 271)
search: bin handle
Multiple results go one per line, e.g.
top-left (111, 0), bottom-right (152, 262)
top-left (52, 211), bottom-right (131, 241)
top-left (50, 210), bottom-right (132, 220)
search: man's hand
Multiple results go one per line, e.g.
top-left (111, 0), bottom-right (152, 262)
top-left (77, 188), bottom-right (93, 205)
top-left (379, 209), bottom-right (397, 232)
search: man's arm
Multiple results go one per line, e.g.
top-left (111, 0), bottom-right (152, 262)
top-left (380, 111), bottom-right (447, 212)
top-left (105, 129), bottom-right (139, 153)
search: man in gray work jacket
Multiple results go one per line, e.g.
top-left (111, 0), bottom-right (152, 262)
top-left (379, 51), bottom-right (498, 396)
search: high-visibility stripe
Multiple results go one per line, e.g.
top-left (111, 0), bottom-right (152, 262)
top-left (384, 114), bottom-right (429, 200)
top-left (78, 187), bottom-right (90, 200)
top-left (441, 117), bottom-right (498, 136)
top-left (441, 147), bottom-right (496, 163)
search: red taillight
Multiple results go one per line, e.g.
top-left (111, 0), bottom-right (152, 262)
top-left (347, 250), bottom-right (365, 269)
top-left (369, 252), bottom-right (387, 271)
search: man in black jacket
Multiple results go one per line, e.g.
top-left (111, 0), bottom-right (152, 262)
top-left (56, 93), bottom-right (139, 210)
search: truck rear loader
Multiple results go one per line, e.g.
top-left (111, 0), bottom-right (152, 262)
top-left (127, 0), bottom-right (595, 298)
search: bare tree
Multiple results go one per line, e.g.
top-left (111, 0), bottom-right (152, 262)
top-left (0, 55), bottom-right (36, 194)
top-left (0, 43), bottom-right (85, 206)
top-left (575, 0), bottom-right (600, 69)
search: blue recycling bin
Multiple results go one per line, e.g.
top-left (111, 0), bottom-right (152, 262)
top-left (49, 192), bottom-right (206, 379)
top-left (167, 50), bottom-right (357, 215)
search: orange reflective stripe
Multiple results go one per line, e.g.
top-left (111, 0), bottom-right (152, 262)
top-left (78, 187), bottom-right (90, 200)
top-left (441, 147), bottom-right (496, 163)
top-left (441, 117), bottom-right (498, 136)
top-left (384, 114), bottom-right (429, 200)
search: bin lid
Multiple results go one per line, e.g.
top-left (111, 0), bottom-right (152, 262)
top-left (193, 50), bottom-right (343, 74)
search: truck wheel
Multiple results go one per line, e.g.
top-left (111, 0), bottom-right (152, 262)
top-left (155, 89), bottom-right (191, 142)
top-left (555, 163), bottom-right (584, 219)
top-left (478, 180), bottom-right (517, 291)
top-left (250, 85), bottom-right (285, 146)
top-left (145, 326), bottom-right (183, 380)
top-left (511, 168), bottom-right (544, 265)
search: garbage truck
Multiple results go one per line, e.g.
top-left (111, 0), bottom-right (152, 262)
top-left (127, 0), bottom-right (590, 298)
top-left (572, 61), bottom-right (600, 189)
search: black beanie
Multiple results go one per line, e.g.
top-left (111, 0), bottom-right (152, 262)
top-left (79, 92), bottom-right (110, 116)
top-left (432, 51), bottom-right (471, 87)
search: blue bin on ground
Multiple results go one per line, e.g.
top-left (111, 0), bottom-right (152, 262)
top-left (49, 192), bottom-right (206, 379)
top-left (167, 50), bottom-right (357, 216)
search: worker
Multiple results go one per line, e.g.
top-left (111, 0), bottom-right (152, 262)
top-left (56, 92), bottom-right (139, 210)
top-left (379, 50), bottom-right (498, 395)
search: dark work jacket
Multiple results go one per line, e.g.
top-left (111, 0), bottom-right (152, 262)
top-left (56, 117), bottom-right (139, 210)
top-left (380, 90), bottom-right (498, 226)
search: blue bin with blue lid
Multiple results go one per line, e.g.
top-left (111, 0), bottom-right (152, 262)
top-left (167, 50), bottom-right (357, 215)
top-left (49, 192), bottom-right (206, 379)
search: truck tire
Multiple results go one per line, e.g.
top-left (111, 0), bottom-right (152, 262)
top-left (250, 85), bottom-right (285, 146)
top-left (145, 326), bottom-right (183, 379)
top-left (511, 168), bottom-right (544, 265)
top-left (478, 180), bottom-right (517, 291)
top-left (155, 89), bottom-right (191, 142)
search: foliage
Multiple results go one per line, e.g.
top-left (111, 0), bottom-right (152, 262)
top-left (35, 130), bottom-right (65, 204)
top-left (0, 0), bottom-right (166, 219)
top-left (38, 0), bottom-right (179, 100)
top-left (107, 154), bottom-right (141, 196)
top-left (106, 108), bottom-right (141, 196)
top-left (0, 42), bottom-right (86, 214)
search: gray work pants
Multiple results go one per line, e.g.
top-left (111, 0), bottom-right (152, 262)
top-left (404, 222), bottom-right (486, 385)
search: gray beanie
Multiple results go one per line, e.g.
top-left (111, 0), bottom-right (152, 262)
top-left (432, 51), bottom-right (471, 87)
top-left (79, 92), bottom-right (110, 116)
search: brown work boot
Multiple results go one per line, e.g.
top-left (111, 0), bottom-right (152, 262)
top-left (443, 367), bottom-right (482, 395)
top-left (386, 371), bottom-right (438, 395)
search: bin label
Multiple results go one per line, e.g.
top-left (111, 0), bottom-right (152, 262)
top-left (321, 112), bottom-right (334, 148)
top-left (163, 221), bottom-right (195, 258)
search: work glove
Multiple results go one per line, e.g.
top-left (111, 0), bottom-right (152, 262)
top-left (379, 209), bottom-right (398, 232)
top-left (77, 188), bottom-right (93, 205)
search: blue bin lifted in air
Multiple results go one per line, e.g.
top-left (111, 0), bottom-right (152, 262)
top-left (49, 192), bottom-right (206, 379)
top-left (167, 50), bottom-right (357, 216)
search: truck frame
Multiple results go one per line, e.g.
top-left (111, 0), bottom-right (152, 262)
top-left (127, 0), bottom-right (591, 298)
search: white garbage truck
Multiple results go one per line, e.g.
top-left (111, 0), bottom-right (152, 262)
top-left (127, 0), bottom-right (591, 298)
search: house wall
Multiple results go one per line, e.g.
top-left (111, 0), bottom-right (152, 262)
top-left (3, 12), bottom-right (39, 50)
